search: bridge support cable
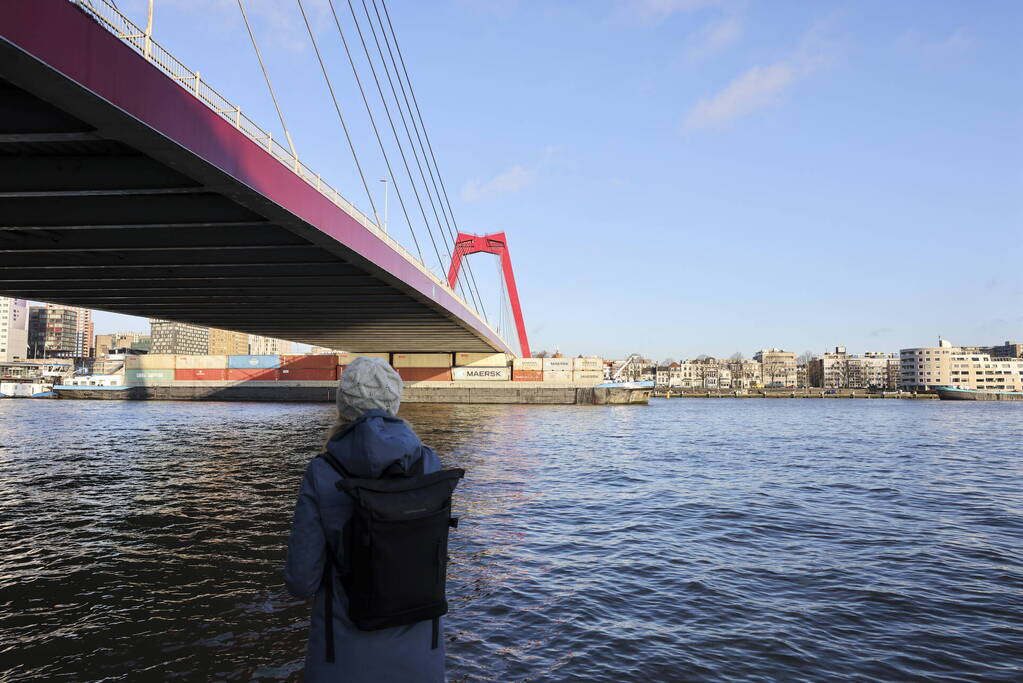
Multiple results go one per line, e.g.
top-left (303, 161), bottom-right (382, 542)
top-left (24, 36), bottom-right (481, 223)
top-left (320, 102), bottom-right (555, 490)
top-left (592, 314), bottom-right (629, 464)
top-left (237, 0), bottom-right (297, 160)
top-left (335, 0), bottom-right (452, 291)
top-left (374, 0), bottom-right (489, 323)
top-left (354, 0), bottom-right (483, 315)
top-left (296, 0), bottom-right (383, 234)
top-left (324, 0), bottom-right (430, 275)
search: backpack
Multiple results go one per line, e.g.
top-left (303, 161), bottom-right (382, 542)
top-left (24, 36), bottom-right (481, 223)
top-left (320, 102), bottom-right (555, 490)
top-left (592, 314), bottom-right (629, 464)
top-left (318, 450), bottom-right (464, 662)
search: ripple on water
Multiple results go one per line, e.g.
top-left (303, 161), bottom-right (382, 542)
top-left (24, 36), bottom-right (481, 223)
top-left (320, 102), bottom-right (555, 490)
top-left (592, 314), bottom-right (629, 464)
top-left (0, 398), bottom-right (1021, 681)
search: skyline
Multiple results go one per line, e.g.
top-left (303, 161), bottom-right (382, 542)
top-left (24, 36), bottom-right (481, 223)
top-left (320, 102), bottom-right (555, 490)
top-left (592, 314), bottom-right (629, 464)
top-left (86, 1), bottom-right (1020, 358)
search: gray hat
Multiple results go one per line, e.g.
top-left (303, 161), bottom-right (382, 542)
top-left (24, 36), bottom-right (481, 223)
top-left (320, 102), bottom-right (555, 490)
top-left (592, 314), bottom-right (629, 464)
top-left (337, 356), bottom-right (403, 421)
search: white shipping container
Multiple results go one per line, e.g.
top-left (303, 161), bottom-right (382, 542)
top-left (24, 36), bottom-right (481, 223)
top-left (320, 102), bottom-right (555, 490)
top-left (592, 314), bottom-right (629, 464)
top-left (542, 370), bottom-right (573, 382)
top-left (392, 353), bottom-right (453, 368)
top-left (573, 370), bottom-right (604, 385)
top-left (454, 352), bottom-right (508, 367)
top-left (124, 354), bottom-right (177, 369)
top-left (175, 355), bottom-right (229, 370)
top-left (512, 357), bottom-right (543, 371)
top-left (337, 352), bottom-right (391, 365)
top-left (451, 366), bottom-right (510, 381)
top-left (573, 357), bottom-right (603, 371)
top-left (542, 358), bottom-right (573, 371)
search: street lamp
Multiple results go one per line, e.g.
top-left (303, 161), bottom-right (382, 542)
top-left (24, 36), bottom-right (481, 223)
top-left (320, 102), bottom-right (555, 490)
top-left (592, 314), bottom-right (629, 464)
top-left (378, 179), bottom-right (389, 233)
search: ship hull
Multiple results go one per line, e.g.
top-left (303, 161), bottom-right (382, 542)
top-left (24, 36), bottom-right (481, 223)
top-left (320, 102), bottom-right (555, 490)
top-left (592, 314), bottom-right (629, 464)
top-left (935, 387), bottom-right (1023, 401)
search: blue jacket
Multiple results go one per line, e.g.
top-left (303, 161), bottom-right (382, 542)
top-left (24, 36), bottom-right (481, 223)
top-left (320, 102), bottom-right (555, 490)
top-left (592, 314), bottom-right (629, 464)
top-left (285, 410), bottom-right (445, 682)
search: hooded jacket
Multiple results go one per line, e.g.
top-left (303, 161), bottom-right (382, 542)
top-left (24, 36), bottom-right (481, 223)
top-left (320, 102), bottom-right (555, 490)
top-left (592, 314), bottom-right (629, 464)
top-left (285, 410), bottom-right (444, 682)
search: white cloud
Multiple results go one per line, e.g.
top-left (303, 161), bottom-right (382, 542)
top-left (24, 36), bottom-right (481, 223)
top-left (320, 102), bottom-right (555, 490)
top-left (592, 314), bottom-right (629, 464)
top-left (461, 165), bottom-right (534, 202)
top-left (682, 18), bottom-right (839, 131)
top-left (899, 27), bottom-right (974, 59)
top-left (620, 0), bottom-right (721, 25)
top-left (683, 13), bottom-right (743, 62)
top-left (460, 146), bottom-right (563, 202)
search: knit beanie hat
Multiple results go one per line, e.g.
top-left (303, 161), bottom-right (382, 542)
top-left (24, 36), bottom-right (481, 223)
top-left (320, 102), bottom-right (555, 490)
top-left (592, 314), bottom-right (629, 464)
top-left (336, 356), bottom-right (403, 421)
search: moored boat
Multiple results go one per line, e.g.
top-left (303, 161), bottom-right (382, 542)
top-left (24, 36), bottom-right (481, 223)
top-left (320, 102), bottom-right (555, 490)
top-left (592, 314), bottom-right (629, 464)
top-left (935, 386), bottom-right (1023, 401)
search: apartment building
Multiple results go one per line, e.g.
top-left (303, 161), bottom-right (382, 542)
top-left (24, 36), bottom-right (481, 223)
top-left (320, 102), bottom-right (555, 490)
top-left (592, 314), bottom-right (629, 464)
top-left (900, 338), bottom-right (960, 391)
top-left (754, 348), bottom-right (797, 388)
top-left (150, 319), bottom-right (208, 355)
top-left (208, 328), bottom-right (250, 356)
top-left (809, 347), bottom-right (900, 389)
top-left (249, 335), bottom-right (294, 355)
top-left (0, 297), bottom-right (28, 362)
top-left (95, 332), bottom-right (151, 360)
top-left (727, 359), bottom-right (762, 389)
top-left (987, 341), bottom-right (1023, 359)
top-left (948, 353), bottom-right (1023, 392)
top-left (28, 305), bottom-right (79, 358)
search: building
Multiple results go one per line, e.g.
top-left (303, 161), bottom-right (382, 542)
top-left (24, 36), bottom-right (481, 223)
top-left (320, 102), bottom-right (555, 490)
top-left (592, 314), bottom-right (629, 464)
top-left (249, 334), bottom-right (294, 355)
top-left (810, 347), bottom-right (900, 389)
top-left (309, 345), bottom-right (339, 355)
top-left (987, 341), bottom-right (1023, 359)
top-left (95, 332), bottom-right (151, 360)
top-left (948, 352), bottom-right (1023, 392)
top-left (726, 359), bottom-right (762, 389)
top-left (900, 338), bottom-right (961, 391)
top-left (0, 297), bottom-right (28, 362)
top-left (754, 348), bottom-right (797, 388)
top-left (208, 328), bottom-right (250, 356)
top-left (28, 305), bottom-right (79, 358)
top-left (27, 304), bottom-right (93, 359)
top-left (150, 319), bottom-right (208, 355)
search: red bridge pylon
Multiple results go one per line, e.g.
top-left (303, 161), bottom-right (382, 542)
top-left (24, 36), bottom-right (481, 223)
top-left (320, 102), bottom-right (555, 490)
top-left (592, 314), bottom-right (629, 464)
top-left (447, 232), bottom-right (530, 358)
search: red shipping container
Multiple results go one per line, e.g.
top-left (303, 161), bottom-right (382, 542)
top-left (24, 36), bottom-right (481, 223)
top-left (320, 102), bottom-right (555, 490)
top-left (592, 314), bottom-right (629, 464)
top-left (175, 368), bottom-right (227, 381)
top-left (512, 370), bottom-right (544, 382)
top-left (280, 354), bottom-right (337, 370)
top-left (278, 367), bottom-right (338, 381)
top-left (226, 368), bottom-right (280, 381)
top-left (397, 367), bottom-right (452, 382)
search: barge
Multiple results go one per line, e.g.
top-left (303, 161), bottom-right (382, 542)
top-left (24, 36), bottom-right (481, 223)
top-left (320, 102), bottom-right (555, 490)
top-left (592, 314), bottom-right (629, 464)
top-left (935, 386), bottom-right (1023, 402)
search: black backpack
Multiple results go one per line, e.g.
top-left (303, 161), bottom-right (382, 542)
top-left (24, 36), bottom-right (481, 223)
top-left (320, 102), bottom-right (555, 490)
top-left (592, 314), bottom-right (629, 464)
top-left (318, 451), bottom-right (464, 662)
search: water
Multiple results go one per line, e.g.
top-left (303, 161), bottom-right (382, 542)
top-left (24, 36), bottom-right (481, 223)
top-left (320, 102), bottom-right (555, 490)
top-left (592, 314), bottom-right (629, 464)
top-left (1, 398), bottom-right (1021, 681)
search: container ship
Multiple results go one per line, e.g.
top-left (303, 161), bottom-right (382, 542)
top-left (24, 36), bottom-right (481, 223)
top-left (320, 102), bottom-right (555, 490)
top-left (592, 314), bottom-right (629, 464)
top-left (53, 352), bottom-right (649, 405)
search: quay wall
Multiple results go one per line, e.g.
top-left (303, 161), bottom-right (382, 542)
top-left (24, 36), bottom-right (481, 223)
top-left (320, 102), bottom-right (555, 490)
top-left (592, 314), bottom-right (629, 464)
top-left (653, 389), bottom-right (937, 400)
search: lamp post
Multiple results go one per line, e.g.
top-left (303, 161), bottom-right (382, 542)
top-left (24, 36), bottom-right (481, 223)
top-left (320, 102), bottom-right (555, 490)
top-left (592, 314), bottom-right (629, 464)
top-left (378, 179), bottom-right (388, 233)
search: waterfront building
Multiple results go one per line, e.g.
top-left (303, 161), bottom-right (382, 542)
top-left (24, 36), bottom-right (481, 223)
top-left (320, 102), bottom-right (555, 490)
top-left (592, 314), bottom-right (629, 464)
top-left (900, 338), bottom-right (960, 391)
top-left (249, 335), bottom-right (294, 355)
top-left (208, 328), bottom-right (250, 356)
top-left (150, 319), bottom-right (208, 355)
top-left (987, 341), bottom-right (1023, 359)
top-left (95, 332), bottom-right (151, 360)
top-left (809, 347), bottom-right (901, 389)
top-left (754, 348), bottom-right (797, 388)
top-left (948, 353), bottom-right (1023, 392)
top-left (0, 297), bottom-right (28, 362)
top-left (28, 305), bottom-right (79, 358)
top-left (726, 359), bottom-right (762, 389)
top-left (309, 345), bottom-right (339, 355)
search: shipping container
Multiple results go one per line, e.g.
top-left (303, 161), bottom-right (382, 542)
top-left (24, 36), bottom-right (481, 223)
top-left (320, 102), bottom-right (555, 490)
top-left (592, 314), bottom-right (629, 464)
top-left (573, 370), bottom-right (604, 385)
top-left (392, 353), bottom-right (453, 368)
top-left (512, 369), bottom-right (544, 382)
top-left (336, 352), bottom-right (391, 365)
top-left (175, 355), bottom-right (228, 370)
top-left (573, 357), bottom-right (603, 371)
top-left (512, 357), bottom-right (543, 371)
top-left (451, 366), bottom-right (510, 381)
top-left (542, 370), bottom-right (573, 382)
top-left (281, 354), bottom-right (337, 370)
top-left (124, 354), bottom-right (176, 370)
top-left (454, 352), bottom-right (508, 367)
top-left (174, 368), bottom-right (227, 381)
top-left (279, 367), bottom-right (338, 381)
top-left (396, 367), bottom-right (452, 382)
top-left (228, 354), bottom-right (280, 369)
top-left (125, 368), bottom-right (175, 384)
top-left (226, 368), bottom-right (279, 381)
top-left (542, 357), bottom-right (573, 371)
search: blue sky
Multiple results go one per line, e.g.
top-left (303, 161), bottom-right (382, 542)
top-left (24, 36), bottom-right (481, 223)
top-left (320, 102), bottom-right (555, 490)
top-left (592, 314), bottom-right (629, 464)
top-left (92, 0), bottom-right (1021, 360)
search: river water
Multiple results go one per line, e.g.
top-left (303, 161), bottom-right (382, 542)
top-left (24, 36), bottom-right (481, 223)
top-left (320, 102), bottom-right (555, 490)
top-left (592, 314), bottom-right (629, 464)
top-left (0, 398), bottom-right (1020, 681)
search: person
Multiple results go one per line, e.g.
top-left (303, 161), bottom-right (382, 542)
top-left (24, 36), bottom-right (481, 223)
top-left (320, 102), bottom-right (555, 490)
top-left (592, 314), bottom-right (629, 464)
top-left (285, 356), bottom-right (445, 682)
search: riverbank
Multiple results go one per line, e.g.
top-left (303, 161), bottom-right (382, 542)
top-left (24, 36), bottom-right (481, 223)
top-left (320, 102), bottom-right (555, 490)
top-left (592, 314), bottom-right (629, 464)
top-left (653, 389), bottom-right (938, 399)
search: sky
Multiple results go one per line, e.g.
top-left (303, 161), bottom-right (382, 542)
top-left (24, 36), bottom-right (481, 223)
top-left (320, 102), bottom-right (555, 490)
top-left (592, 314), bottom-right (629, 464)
top-left (88, 0), bottom-right (1021, 360)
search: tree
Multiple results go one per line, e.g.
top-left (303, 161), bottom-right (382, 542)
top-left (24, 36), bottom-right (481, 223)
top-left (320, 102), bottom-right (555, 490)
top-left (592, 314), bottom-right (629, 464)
top-left (535, 350), bottom-right (549, 358)
top-left (661, 357), bottom-right (675, 367)
top-left (729, 352), bottom-right (745, 362)
top-left (797, 351), bottom-right (816, 366)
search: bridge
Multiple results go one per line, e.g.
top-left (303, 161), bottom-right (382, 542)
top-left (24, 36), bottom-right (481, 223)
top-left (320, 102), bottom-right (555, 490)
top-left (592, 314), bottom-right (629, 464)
top-left (0, 0), bottom-right (524, 355)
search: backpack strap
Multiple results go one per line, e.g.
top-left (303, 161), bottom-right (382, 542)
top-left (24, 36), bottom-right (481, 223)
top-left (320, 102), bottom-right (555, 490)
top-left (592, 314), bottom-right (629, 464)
top-left (319, 451), bottom-right (353, 479)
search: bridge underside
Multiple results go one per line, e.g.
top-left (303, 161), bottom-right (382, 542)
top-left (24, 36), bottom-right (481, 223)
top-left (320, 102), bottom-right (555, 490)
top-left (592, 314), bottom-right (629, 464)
top-left (0, 1), bottom-right (510, 354)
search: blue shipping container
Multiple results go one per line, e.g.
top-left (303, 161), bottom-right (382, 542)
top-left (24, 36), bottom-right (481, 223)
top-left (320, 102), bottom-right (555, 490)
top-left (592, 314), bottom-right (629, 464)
top-left (228, 354), bottom-right (280, 369)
